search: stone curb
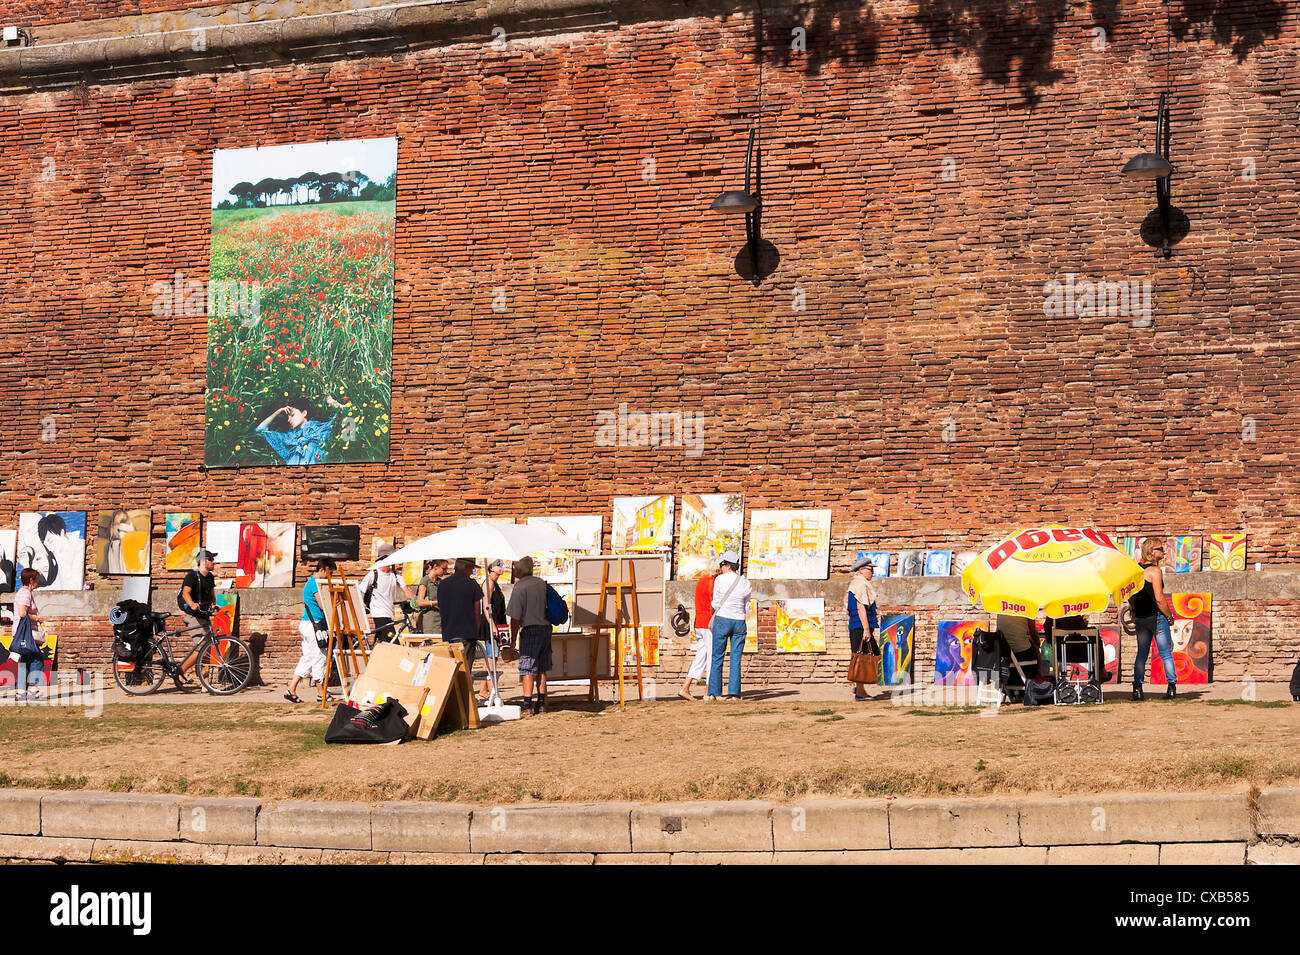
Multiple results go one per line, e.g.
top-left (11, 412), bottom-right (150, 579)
top-left (0, 788), bottom-right (1292, 862)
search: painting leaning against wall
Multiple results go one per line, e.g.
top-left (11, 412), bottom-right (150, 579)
top-left (205, 137), bottom-right (398, 467)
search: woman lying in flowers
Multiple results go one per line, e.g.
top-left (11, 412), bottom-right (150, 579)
top-left (255, 393), bottom-right (347, 465)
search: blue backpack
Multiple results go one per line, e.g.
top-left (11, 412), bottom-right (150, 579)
top-left (545, 583), bottom-right (569, 627)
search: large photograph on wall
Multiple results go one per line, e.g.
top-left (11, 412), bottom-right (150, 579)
top-left (205, 137), bottom-right (398, 467)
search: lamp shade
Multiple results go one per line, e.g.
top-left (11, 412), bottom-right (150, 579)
top-left (1122, 152), bottom-right (1174, 180)
top-left (711, 189), bottom-right (760, 213)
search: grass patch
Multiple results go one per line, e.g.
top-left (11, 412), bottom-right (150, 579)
top-left (1207, 699), bottom-right (1290, 709)
top-left (809, 708), bottom-right (837, 716)
top-left (816, 714), bottom-right (846, 723)
top-left (906, 707), bottom-right (980, 716)
top-left (1048, 715), bottom-right (1069, 722)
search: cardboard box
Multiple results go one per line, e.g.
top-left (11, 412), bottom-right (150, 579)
top-left (347, 676), bottom-right (430, 740)
top-left (361, 641), bottom-right (471, 738)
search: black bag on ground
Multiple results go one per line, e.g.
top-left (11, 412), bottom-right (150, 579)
top-left (1290, 660), bottom-right (1300, 702)
top-left (324, 699), bottom-right (410, 744)
top-left (1024, 678), bottom-right (1056, 706)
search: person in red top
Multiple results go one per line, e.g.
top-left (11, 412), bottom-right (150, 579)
top-left (679, 566), bottom-right (719, 700)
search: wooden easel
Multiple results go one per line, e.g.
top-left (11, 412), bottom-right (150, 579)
top-left (319, 569), bottom-right (370, 708)
top-left (586, 559), bottom-right (645, 707)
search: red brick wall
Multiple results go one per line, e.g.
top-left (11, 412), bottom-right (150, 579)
top-left (4, 1), bottom-right (1299, 680)
top-left (7, 0), bottom-right (241, 29)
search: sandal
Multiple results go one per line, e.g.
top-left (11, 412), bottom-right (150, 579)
top-left (283, 692), bottom-right (303, 703)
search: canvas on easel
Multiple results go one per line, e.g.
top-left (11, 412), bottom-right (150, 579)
top-left (574, 555), bottom-right (665, 706)
top-left (319, 569), bottom-right (370, 707)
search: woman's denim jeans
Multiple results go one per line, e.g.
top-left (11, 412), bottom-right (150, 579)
top-left (1133, 614), bottom-right (1176, 684)
top-left (708, 616), bottom-right (747, 697)
top-left (17, 658), bottom-right (45, 696)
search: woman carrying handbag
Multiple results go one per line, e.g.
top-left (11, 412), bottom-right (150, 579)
top-left (10, 569), bottom-right (49, 701)
top-left (846, 556), bottom-right (881, 700)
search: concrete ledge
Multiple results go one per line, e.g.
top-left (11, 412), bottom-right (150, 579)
top-left (1019, 793), bottom-right (1250, 846)
top-left (1047, 844), bottom-right (1161, 865)
top-left (256, 800), bottom-right (372, 850)
top-left (631, 802), bottom-right (774, 852)
top-left (484, 852), bottom-right (596, 864)
top-left (0, 833), bottom-right (95, 863)
top-left (42, 792), bottom-right (181, 842)
top-left (773, 799), bottom-right (890, 851)
top-left (889, 797), bottom-right (1019, 848)
top-left (0, 789), bottom-right (47, 836)
top-left (471, 803), bottom-right (633, 853)
top-left (1247, 843), bottom-right (1300, 865)
top-left (0, 787), bottom-right (1290, 864)
top-left (373, 802), bottom-right (473, 853)
top-left (668, 851), bottom-right (775, 864)
top-left (179, 797), bottom-right (260, 845)
top-left (1257, 788), bottom-right (1300, 837)
top-left (1159, 842), bottom-right (1248, 865)
top-left (91, 838), bottom-right (231, 865)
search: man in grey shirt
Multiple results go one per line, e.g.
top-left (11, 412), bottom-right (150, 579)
top-left (506, 556), bottom-right (552, 715)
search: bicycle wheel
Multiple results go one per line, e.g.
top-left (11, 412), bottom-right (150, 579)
top-left (195, 636), bottom-right (254, 696)
top-left (112, 646), bottom-right (167, 695)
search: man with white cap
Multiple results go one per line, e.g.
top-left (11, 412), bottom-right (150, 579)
top-left (847, 556), bottom-right (880, 701)
top-left (359, 543), bottom-right (411, 643)
top-left (708, 550), bottom-right (752, 701)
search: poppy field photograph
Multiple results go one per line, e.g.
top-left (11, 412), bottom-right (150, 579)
top-left (205, 136), bottom-right (397, 468)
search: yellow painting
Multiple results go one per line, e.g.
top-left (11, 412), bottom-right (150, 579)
top-left (95, 509), bottom-right (151, 576)
top-left (747, 509), bottom-right (832, 579)
top-left (615, 625), bottom-right (660, 667)
top-left (775, 598), bottom-right (826, 653)
top-left (1207, 534), bottom-right (1246, 571)
top-left (677, 493), bottom-right (744, 580)
top-left (612, 496), bottom-right (674, 556)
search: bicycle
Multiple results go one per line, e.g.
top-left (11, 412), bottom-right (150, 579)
top-left (111, 611), bottom-right (254, 696)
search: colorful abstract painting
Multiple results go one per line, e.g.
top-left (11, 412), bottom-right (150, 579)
top-left (1165, 536), bottom-right (1201, 573)
top-left (95, 509), bottom-right (151, 576)
top-left (612, 496), bottom-right (674, 557)
top-left (526, 515), bottom-right (603, 585)
top-left (205, 137), bottom-right (397, 468)
top-left (745, 601), bottom-right (758, 653)
top-left (677, 493), bottom-right (744, 579)
top-left (1098, 626), bottom-right (1121, 684)
top-left (0, 529), bottom-right (16, 595)
top-left (212, 592), bottom-right (239, 638)
top-left (934, 621), bottom-right (979, 685)
top-left (775, 598), bottom-right (826, 653)
top-left (1207, 534), bottom-right (1246, 571)
top-left (856, 552), bottom-right (890, 577)
top-left (234, 521), bottom-right (296, 588)
top-left (896, 551), bottom-right (925, 577)
top-left (925, 550), bottom-right (952, 576)
top-left (878, 613), bottom-right (915, 686)
top-left (747, 509), bottom-right (831, 580)
top-left (1150, 593), bottom-right (1212, 685)
top-left (16, 512), bottom-right (86, 591)
top-left (165, 513), bottom-right (202, 571)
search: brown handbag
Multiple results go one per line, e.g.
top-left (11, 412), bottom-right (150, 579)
top-left (847, 633), bottom-right (881, 684)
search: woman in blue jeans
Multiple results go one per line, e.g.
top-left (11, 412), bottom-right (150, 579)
top-left (1127, 539), bottom-right (1177, 699)
top-left (10, 568), bottom-right (48, 701)
top-left (707, 551), bottom-right (752, 701)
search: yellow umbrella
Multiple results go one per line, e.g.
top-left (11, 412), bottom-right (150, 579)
top-left (960, 526), bottom-right (1145, 619)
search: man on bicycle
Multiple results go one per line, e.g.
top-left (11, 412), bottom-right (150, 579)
top-left (176, 548), bottom-right (219, 687)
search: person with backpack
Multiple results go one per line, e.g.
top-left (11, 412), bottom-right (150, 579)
top-left (506, 555), bottom-right (558, 716)
top-left (708, 550), bottom-right (752, 701)
top-left (1127, 538), bottom-right (1178, 700)
top-left (285, 559), bottom-right (335, 704)
top-left (174, 548), bottom-right (221, 688)
top-left (359, 544), bottom-right (412, 643)
top-left (437, 558), bottom-right (484, 676)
